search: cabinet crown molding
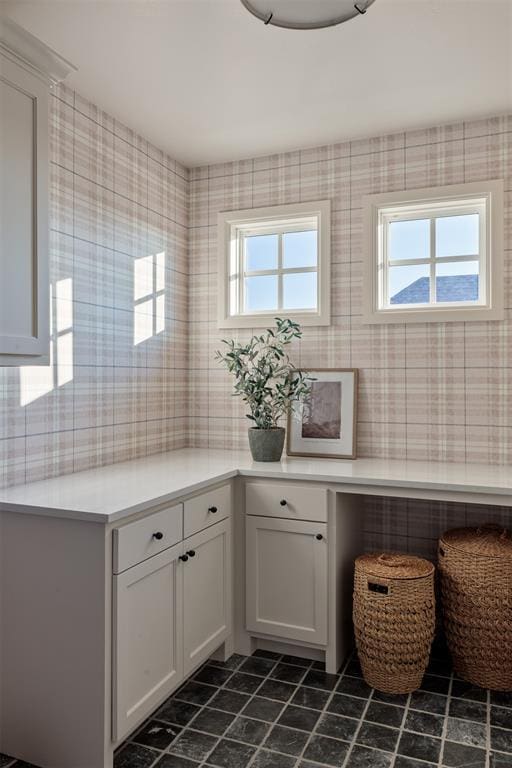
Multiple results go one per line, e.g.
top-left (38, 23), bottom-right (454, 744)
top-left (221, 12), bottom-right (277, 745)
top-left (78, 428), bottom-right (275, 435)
top-left (0, 15), bottom-right (76, 84)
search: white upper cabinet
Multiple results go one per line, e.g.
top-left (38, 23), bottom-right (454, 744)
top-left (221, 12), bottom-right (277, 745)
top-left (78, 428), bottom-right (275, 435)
top-left (0, 17), bottom-right (74, 365)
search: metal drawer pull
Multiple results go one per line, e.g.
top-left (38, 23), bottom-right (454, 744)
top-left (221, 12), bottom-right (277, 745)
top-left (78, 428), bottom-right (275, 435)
top-left (152, 531), bottom-right (164, 540)
top-left (179, 554), bottom-right (189, 562)
top-left (316, 534), bottom-right (323, 540)
top-left (187, 550), bottom-right (196, 557)
top-left (280, 499), bottom-right (287, 506)
top-left (208, 506), bottom-right (218, 513)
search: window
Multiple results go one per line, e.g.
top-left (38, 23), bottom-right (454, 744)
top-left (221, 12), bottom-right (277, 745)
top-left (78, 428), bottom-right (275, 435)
top-left (363, 181), bottom-right (503, 324)
top-left (217, 201), bottom-right (330, 328)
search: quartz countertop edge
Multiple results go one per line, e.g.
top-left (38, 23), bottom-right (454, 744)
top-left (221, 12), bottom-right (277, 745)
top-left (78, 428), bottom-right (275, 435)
top-left (0, 448), bottom-right (511, 524)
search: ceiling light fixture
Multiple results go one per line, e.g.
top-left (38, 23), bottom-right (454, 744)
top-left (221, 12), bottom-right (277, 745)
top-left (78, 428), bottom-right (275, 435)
top-left (240, 0), bottom-right (376, 29)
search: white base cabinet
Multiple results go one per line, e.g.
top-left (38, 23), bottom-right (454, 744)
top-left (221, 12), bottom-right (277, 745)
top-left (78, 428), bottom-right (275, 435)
top-left (113, 510), bottom-right (232, 741)
top-left (113, 543), bottom-right (183, 741)
top-left (246, 515), bottom-right (328, 645)
top-left (183, 518), bottom-right (232, 676)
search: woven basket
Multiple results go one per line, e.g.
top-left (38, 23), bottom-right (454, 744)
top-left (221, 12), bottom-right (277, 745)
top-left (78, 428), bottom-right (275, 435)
top-left (353, 553), bottom-right (435, 694)
top-left (438, 524), bottom-right (512, 691)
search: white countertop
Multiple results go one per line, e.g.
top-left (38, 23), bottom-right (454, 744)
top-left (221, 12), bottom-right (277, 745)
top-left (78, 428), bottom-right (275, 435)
top-left (0, 449), bottom-right (512, 523)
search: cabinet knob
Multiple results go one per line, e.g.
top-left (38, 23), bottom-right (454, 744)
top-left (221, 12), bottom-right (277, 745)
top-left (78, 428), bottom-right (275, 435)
top-left (187, 550), bottom-right (196, 557)
top-left (280, 499), bottom-right (287, 506)
top-left (153, 531), bottom-right (164, 540)
top-left (316, 534), bottom-right (323, 540)
top-left (208, 506), bottom-right (218, 514)
top-left (179, 554), bottom-right (189, 562)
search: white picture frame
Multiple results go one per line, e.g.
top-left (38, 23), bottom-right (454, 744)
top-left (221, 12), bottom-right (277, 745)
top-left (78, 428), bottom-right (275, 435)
top-left (287, 368), bottom-right (358, 459)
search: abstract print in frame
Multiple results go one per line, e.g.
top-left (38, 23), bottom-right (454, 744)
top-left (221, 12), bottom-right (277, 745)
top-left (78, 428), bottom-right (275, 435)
top-left (287, 368), bottom-right (358, 459)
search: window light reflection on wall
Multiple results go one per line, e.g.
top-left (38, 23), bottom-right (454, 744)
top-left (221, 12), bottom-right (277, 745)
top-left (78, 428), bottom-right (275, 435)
top-left (20, 278), bottom-right (74, 406)
top-left (133, 252), bottom-right (166, 345)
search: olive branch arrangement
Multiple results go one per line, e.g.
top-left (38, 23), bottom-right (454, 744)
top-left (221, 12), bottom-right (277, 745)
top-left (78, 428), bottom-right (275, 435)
top-left (215, 317), bottom-right (312, 429)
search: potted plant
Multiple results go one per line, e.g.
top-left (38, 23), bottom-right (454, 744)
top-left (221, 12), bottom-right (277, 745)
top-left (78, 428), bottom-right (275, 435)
top-left (215, 317), bottom-right (311, 462)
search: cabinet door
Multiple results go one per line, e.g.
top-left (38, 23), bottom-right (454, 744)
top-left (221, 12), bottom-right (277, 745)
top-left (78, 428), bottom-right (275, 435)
top-left (113, 543), bottom-right (183, 741)
top-left (0, 52), bottom-right (49, 364)
top-left (246, 515), bottom-right (328, 645)
top-left (182, 518), bottom-right (232, 677)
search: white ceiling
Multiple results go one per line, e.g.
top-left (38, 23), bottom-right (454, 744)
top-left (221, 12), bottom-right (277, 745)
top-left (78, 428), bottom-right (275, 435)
top-left (2, 0), bottom-right (512, 166)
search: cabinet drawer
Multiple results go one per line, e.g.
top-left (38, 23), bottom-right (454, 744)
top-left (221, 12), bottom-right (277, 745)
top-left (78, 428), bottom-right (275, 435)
top-left (245, 482), bottom-right (327, 523)
top-left (184, 484), bottom-right (231, 538)
top-left (113, 504), bottom-right (183, 574)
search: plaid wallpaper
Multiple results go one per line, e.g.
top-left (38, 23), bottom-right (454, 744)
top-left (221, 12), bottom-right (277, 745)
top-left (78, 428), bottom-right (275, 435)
top-left (362, 495), bottom-right (512, 561)
top-left (0, 84), bottom-right (188, 487)
top-left (188, 116), bottom-right (512, 464)
top-left (0, 85), bottom-right (510, 489)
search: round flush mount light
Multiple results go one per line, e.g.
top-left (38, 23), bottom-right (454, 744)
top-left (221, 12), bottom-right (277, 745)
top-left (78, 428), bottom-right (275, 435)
top-left (240, 0), bottom-right (377, 29)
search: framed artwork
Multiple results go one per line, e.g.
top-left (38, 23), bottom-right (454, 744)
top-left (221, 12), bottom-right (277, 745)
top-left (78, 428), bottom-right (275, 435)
top-left (287, 368), bottom-right (358, 459)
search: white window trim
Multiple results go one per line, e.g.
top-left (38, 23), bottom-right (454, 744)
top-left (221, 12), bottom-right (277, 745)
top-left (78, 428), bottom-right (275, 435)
top-left (362, 180), bottom-right (504, 325)
top-left (217, 200), bottom-right (331, 328)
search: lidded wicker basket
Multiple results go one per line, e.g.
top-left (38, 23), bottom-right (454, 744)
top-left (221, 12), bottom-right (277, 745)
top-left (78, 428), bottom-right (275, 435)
top-left (353, 553), bottom-right (435, 694)
top-left (438, 524), bottom-right (512, 691)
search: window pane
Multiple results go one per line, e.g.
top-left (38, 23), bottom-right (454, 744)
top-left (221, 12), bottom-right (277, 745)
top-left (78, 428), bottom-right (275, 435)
top-left (245, 234), bottom-right (278, 271)
top-left (283, 272), bottom-right (317, 310)
top-left (389, 219), bottom-right (430, 261)
top-left (435, 260), bottom-right (479, 302)
top-left (436, 214), bottom-right (479, 258)
top-left (389, 263), bottom-right (430, 305)
top-left (244, 275), bottom-right (278, 311)
top-left (283, 230), bottom-right (317, 269)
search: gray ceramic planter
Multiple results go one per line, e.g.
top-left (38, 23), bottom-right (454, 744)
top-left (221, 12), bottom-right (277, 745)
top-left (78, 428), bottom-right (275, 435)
top-left (248, 427), bottom-right (285, 462)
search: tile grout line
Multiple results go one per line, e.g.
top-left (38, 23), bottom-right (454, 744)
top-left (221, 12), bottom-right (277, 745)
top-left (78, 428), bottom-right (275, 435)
top-left (437, 671), bottom-right (454, 768)
top-left (486, 686), bottom-right (492, 768)
top-left (388, 690), bottom-right (412, 768)
top-left (285, 655), bottom-right (354, 768)
top-left (339, 677), bottom-right (376, 768)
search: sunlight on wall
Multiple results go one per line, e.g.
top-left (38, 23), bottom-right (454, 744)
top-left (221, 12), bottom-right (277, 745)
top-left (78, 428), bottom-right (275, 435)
top-left (134, 300), bottom-right (153, 345)
top-left (156, 294), bottom-right (165, 334)
top-left (20, 279), bottom-right (74, 406)
top-left (55, 278), bottom-right (73, 386)
top-left (133, 252), bottom-right (166, 345)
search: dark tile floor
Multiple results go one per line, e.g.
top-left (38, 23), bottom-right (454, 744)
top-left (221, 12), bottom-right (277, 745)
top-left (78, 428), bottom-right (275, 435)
top-left (2, 650), bottom-right (511, 768)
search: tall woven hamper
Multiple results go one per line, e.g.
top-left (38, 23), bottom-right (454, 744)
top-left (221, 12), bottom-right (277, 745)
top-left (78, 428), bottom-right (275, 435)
top-left (438, 524), bottom-right (512, 690)
top-left (353, 553), bottom-right (436, 694)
